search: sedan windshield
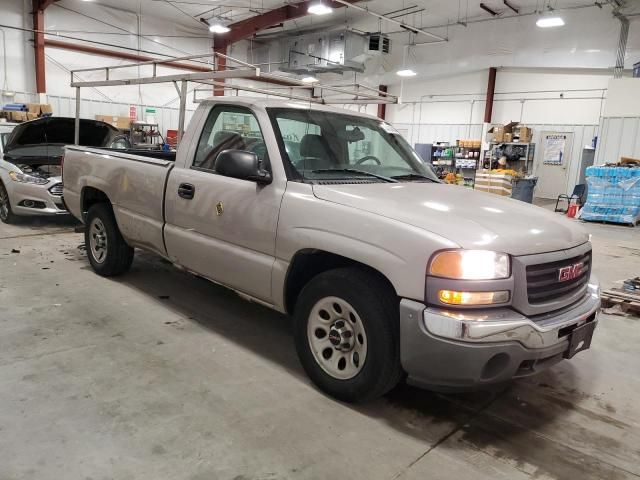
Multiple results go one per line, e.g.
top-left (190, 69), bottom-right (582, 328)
top-left (268, 108), bottom-right (438, 183)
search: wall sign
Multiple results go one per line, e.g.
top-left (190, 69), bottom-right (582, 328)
top-left (542, 134), bottom-right (568, 165)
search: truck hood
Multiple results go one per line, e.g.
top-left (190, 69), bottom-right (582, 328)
top-left (312, 182), bottom-right (589, 256)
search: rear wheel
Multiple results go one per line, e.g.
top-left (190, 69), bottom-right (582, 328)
top-left (0, 182), bottom-right (17, 224)
top-left (294, 267), bottom-right (402, 403)
top-left (85, 203), bottom-right (134, 276)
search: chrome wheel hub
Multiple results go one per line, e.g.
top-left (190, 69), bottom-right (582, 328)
top-left (307, 296), bottom-right (368, 380)
top-left (89, 218), bottom-right (108, 264)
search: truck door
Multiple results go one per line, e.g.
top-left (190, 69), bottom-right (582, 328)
top-left (164, 105), bottom-right (283, 303)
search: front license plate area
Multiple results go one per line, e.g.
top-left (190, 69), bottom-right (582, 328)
top-left (564, 321), bottom-right (596, 359)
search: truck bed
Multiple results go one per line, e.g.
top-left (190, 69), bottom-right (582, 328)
top-left (63, 146), bottom-right (174, 257)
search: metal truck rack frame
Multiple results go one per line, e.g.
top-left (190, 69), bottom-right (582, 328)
top-left (69, 52), bottom-right (397, 145)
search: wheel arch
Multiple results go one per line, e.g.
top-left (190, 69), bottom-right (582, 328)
top-left (81, 186), bottom-right (112, 221)
top-left (283, 249), bottom-right (398, 315)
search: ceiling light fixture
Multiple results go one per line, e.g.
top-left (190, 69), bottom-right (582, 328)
top-left (396, 69), bottom-right (417, 77)
top-left (536, 16), bottom-right (565, 28)
top-left (301, 76), bottom-right (319, 83)
top-left (200, 17), bottom-right (231, 34)
top-left (396, 43), bottom-right (417, 78)
top-left (308, 1), bottom-right (333, 15)
top-left (209, 22), bottom-right (231, 33)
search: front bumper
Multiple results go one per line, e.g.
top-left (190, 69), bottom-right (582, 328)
top-left (399, 276), bottom-right (600, 390)
top-left (8, 180), bottom-right (68, 216)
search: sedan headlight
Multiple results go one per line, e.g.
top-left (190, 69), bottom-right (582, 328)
top-left (429, 250), bottom-right (510, 280)
top-left (8, 171), bottom-right (49, 185)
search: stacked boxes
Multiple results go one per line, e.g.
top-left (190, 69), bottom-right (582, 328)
top-left (580, 166), bottom-right (640, 225)
top-left (489, 122), bottom-right (532, 143)
top-left (475, 172), bottom-right (513, 196)
top-left (0, 103), bottom-right (53, 122)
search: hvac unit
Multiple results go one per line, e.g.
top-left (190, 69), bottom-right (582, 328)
top-left (367, 34), bottom-right (390, 55)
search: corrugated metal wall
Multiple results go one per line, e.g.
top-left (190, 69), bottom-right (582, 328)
top-left (595, 117), bottom-right (640, 165)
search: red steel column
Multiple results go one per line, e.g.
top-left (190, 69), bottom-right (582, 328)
top-left (213, 43), bottom-right (227, 96)
top-left (377, 85), bottom-right (388, 120)
top-left (483, 67), bottom-right (497, 124)
top-left (33, 1), bottom-right (46, 93)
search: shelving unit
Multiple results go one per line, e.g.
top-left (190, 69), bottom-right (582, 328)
top-left (483, 142), bottom-right (536, 173)
top-left (429, 142), bottom-right (482, 188)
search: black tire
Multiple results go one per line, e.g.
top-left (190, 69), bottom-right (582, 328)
top-left (0, 181), bottom-right (18, 224)
top-left (294, 267), bottom-right (402, 403)
top-left (85, 203), bottom-right (134, 276)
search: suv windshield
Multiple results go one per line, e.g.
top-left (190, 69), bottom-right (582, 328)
top-left (268, 108), bottom-right (438, 183)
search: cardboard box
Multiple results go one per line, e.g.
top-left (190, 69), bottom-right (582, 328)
top-left (10, 111), bottom-right (27, 122)
top-left (27, 103), bottom-right (41, 114)
top-left (26, 113), bottom-right (38, 121)
top-left (116, 118), bottom-right (131, 130)
top-left (621, 156), bottom-right (640, 165)
top-left (475, 172), bottom-right (513, 196)
top-left (490, 121), bottom-right (518, 143)
top-left (40, 104), bottom-right (52, 115)
top-left (516, 125), bottom-right (532, 143)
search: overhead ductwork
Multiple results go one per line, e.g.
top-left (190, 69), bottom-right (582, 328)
top-left (266, 30), bottom-right (391, 74)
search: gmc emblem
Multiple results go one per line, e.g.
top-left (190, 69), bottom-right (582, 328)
top-left (558, 263), bottom-right (583, 282)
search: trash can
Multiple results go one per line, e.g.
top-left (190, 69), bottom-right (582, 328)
top-left (511, 177), bottom-right (538, 203)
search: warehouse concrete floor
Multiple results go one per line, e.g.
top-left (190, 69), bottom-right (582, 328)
top-left (1, 212), bottom-right (639, 480)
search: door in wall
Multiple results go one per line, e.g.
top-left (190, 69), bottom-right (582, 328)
top-left (534, 132), bottom-right (574, 199)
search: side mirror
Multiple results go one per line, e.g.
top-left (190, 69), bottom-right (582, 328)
top-left (214, 149), bottom-right (272, 184)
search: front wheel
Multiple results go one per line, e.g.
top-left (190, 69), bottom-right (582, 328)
top-left (294, 268), bottom-right (402, 403)
top-left (0, 182), bottom-right (17, 224)
top-left (85, 203), bottom-right (134, 276)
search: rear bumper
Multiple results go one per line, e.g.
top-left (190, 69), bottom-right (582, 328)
top-left (399, 275), bottom-right (600, 390)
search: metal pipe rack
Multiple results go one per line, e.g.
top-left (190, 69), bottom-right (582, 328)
top-left (70, 52), bottom-right (398, 145)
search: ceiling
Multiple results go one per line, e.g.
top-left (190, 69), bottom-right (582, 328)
top-left (58, 0), bottom-right (635, 40)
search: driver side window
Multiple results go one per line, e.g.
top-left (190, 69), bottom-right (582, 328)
top-left (193, 106), bottom-right (267, 172)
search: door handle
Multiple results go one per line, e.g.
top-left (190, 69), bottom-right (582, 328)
top-left (178, 183), bottom-right (195, 199)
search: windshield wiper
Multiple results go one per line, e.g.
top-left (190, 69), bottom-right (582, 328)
top-left (311, 168), bottom-right (398, 183)
top-left (391, 173), bottom-right (438, 182)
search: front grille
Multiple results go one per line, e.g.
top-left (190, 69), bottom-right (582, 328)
top-left (48, 182), bottom-right (63, 196)
top-left (526, 251), bottom-right (591, 304)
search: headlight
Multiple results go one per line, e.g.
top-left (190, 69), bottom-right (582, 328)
top-left (8, 171), bottom-right (49, 185)
top-left (429, 250), bottom-right (510, 280)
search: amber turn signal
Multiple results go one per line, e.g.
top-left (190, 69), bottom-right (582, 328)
top-left (438, 290), bottom-right (510, 305)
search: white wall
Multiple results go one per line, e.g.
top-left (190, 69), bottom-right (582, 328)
top-left (386, 69), bottom-right (609, 144)
top-left (0, 0), bottom-right (35, 97)
top-left (596, 78), bottom-right (640, 165)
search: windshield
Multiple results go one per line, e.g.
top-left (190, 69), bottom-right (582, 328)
top-left (268, 108), bottom-right (438, 183)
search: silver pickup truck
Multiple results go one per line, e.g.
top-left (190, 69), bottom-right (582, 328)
top-left (63, 97), bottom-right (600, 402)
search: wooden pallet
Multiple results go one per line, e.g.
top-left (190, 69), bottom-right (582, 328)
top-left (602, 288), bottom-right (640, 316)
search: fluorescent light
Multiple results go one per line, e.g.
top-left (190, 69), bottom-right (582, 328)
top-left (301, 76), bottom-right (319, 83)
top-left (308, 2), bottom-right (333, 15)
top-left (396, 69), bottom-right (417, 77)
top-left (536, 16), bottom-right (565, 28)
top-left (209, 23), bottom-right (230, 33)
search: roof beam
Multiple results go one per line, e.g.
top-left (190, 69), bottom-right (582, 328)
top-left (213, 0), bottom-right (359, 47)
